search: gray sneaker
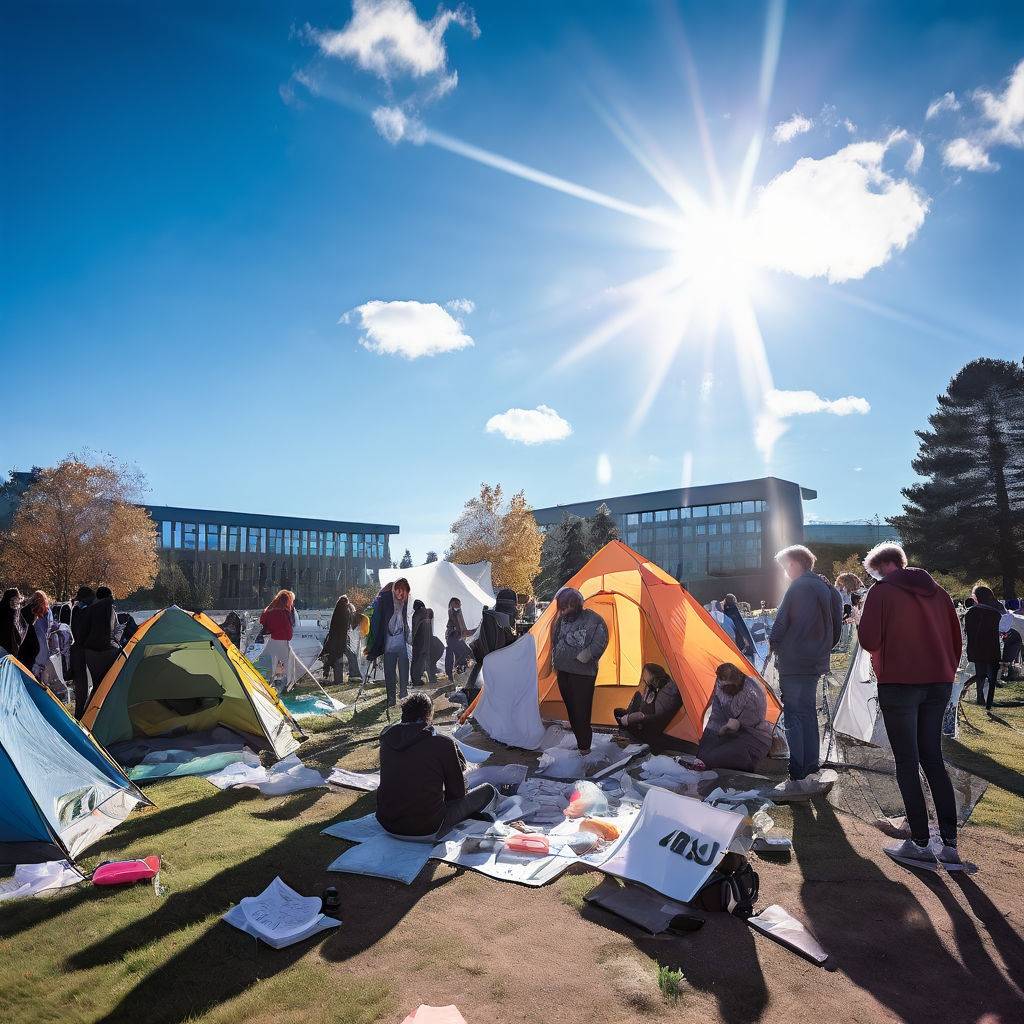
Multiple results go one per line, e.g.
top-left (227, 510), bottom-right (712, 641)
top-left (885, 839), bottom-right (939, 871)
top-left (936, 845), bottom-right (968, 872)
top-left (771, 778), bottom-right (814, 802)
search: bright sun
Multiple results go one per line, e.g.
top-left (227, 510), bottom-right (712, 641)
top-left (671, 207), bottom-right (758, 312)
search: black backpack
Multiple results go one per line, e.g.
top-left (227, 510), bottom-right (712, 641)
top-left (695, 853), bottom-right (759, 918)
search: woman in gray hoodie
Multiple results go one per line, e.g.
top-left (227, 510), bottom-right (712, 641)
top-left (550, 587), bottom-right (609, 753)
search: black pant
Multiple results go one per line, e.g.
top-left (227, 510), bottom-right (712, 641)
top-left (84, 647), bottom-right (119, 700)
top-left (332, 651), bottom-right (360, 683)
top-left (973, 661), bottom-right (999, 708)
top-left (70, 647), bottom-right (90, 719)
top-left (436, 783), bottom-right (497, 837)
top-left (411, 649), bottom-right (437, 687)
top-left (878, 683), bottom-right (957, 847)
top-left (556, 670), bottom-right (596, 751)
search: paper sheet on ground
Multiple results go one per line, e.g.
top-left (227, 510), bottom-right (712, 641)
top-left (402, 1006), bottom-right (468, 1024)
top-left (327, 768), bottom-right (380, 791)
top-left (598, 788), bottom-right (745, 902)
top-left (205, 753), bottom-right (325, 796)
top-left (748, 904), bottom-right (828, 963)
top-left (222, 877), bottom-right (339, 948)
top-left (0, 860), bottom-right (85, 901)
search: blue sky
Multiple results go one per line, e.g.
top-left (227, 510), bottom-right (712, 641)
top-left (3, 1), bottom-right (1023, 561)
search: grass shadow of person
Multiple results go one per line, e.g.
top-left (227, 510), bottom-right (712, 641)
top-left (64, 790), bottom-right (457, 1024)
top-left (792, 797), bottom-right (1023, 1024)
top-left (580, 896), bottom-right (769, 1024)
top-left (943, 737), bottom-right (1024, 799)
top-left (949, 873), bottom-right (1024, 992)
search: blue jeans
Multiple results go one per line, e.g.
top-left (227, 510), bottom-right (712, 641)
top-left (780, 674), bottom-right (820, 780)
top-left (383, 645), bottom-right (409, 707)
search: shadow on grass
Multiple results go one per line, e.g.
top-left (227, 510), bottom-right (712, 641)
top-left (65, 788), bottom-right (455, 1024)
top-left (943, 737), bottom-right (1024, 799)
top-left (792, 798), bottom-right (1023, 1024)
top-left (579, 886), bottom-right (768, 1024)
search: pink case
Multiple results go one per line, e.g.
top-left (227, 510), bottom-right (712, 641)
top-left (92, 856), bottom-right (161, 886)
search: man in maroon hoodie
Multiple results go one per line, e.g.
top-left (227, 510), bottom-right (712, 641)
top-left (857, 543), bottom-right (965, 871)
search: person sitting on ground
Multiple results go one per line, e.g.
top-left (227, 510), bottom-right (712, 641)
top-left (410, 600), bottom-right (438, 687)
top-left (0, 588), bottom-right (26, 656)
top-left (614, 662), bottom-right (683, 751)
top-left (857, 542), bottom-right (964, 870)
top-left (965, 585), bottom-right (1003, 710)
top-left (694, 663), bottom-right (774, 772)
top-left (721, 594), bottom-right (756, 659)
top-left (376, 693), bottom-right (497, 839)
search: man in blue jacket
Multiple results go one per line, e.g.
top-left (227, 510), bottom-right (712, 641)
top-left (770, 545), bottom-right (843, 797)
top-left (366, 578), bottom-right (411, 708)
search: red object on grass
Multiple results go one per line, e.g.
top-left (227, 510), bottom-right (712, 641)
top-left (92, 856), bottom-right (161, 886)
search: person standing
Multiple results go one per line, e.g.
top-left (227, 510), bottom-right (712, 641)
top-left (721, 593), bottom-right (756, 659)
top-left (0, 588), bottom-right (27, 656)
top-left (857, 543), bottom-right (964, 869)
top-left (259, 589), bottom-right (297, 691)
top-left (769, 545), bottom-right (843, 796)
top-left (69, 586), bottom-right (95, 718)
top-left (965, 586), bottom-right (1003, 709)
top-left (444, 597), bottom-right (472, 681)
top-left (81, 585), bottom-right (120, 693)
top-left (410, 600), bottom-right (438, 687)
top-left (322, 595), bottom-right (353, 684)
top-left (550, 587), bottom-right (609, 754)
top-left (366, 578), bottom-right (411, 708)
top-left (18, 591), bottom-right (54, 679)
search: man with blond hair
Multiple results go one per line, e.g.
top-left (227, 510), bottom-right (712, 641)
top-left (857, 542), bottom-right (964, 870)
top-left (769, 544), bottom-right (843, 797)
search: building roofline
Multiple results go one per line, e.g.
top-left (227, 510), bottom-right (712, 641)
top-left (144, 504), bottom-right (399, 534)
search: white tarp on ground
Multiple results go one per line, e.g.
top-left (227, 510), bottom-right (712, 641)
top-left (832, 641), bottom-right (877, 743)
top-left (0, 860), bottom-right (84, 901)
top-left (471, 634), bottom-right (546, 750)
top-left (450, 561), bottom-right (496, 600)
top-left (598, 787), bottom-right (745, 903)
top-left (380, 561), bottom-right (495, 643)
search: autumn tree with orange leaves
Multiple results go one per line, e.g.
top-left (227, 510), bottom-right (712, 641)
top-left (0, 456), bottom-right (158, 601)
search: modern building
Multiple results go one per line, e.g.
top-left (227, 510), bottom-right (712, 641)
top-left (533, 476), bottom-right (815, 605)
top-left (146, 505), bottom-right (399, 609)
top-left (803, 520), bottom-right (900, 547)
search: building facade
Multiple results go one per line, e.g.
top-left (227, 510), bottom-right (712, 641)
top-left (533, 477), bottom-right (815, 605)
top-left (803, 520), bottom-right (900, 547)
top-left (145, 505), bottom-right (398, 609)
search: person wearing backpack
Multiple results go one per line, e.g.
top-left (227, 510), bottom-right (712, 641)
top-left (451, 588), bottom-right (519, 707)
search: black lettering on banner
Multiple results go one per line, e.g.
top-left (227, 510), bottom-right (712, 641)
top-left (659, 830), bottom-right (720, 865)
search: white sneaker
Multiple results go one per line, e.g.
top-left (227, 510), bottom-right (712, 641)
top-left (936, 844), bottom-right (969, 872)
top-left (885, 839), bottom-right (939, 871)
top-left (772, 778), bottom-right (814, 802)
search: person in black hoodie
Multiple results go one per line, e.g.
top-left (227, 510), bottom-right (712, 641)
top-left (69, 586), bottom-right (95, 718)
top-left (452, 588), bottom-right (519, 707)
top-left (410, 600), bottom-right (438, 687)
top-left (81, 585), bottom-right (119, 695)
top-left (721, 593), bottom-right (756, 659)
top-left (965, 585), bottom-right (1003, 709)
top-left (376, 694), bottom-right (496, 838)
top-left (0, 588), bottom-right (27, 656)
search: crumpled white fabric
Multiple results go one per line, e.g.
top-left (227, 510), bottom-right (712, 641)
top-left (256, 754), bottom-right (326, 797)
top-left (639, 754), bottom-right (718, 784)
top-left (537, 738), bottom-right (644, 780)
top-left (0, 860), bottom-right (84, 901)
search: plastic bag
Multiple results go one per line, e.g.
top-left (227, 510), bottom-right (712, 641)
top-left (563, 780), bottom-right (609, 819)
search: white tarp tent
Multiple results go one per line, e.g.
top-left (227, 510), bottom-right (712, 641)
top-left (451, 561), bottom-right (496, 600)
top-left (379, 561), bottom-right (495, 643)
top-left (471, 634), bottom-right (546, 749)
top-left (831, 641), bottom-right (877, 743)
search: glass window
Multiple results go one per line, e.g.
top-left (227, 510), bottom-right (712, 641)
top-left (721, 521), bottom-right (732, 534)
top-left (742, 500), bottom-right (756, 514)
top-left (339, 532), bottom-right (348, 557)
top-left (641, 511), bottom-right (654, 523)
top-left (248, 527), bottom-right (260, 553)
top-left (161, 521), bottom-right (172, 548)
top-left (710, 541), bottom-right (722, 555)
top-left (745, 519), bottom-right (757, 533)
top-left (682, 524), bottom-right (694, 540)
top-left (677, 506), bottom-right (689, 519)
top-left (627, 513), bottom-right (639, 526)
top-left (626, 529), bottom-right (639, 546)
top-left (173, 522), bottom-right (182, 548)
top-left (365, 534), bottom-right (374, 559)
top-left (655, 510), bottom-right (668, 522)
top-left (183, 523), bottom-right (196, 550)
top-left (696, 523), bottom-right (707, 536)
top-left (692, 505), bottom-right (707, 518)
top-left (668, 508), bottom-right (678, 520)
top-left (325, 532), bottom-right (335, 557)
top-left (759, 500), bottom-right (769, 512)
top-left (228, 526), bottom-right (239, 552)
top-left (309, 531), bottom-right (318, 556)
top-left (260, 528), bottom-right (267, 553)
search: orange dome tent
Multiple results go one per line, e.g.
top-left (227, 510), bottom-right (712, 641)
top-left (474, 540), bottom-right (781, 744)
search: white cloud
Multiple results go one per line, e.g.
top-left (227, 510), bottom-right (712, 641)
top-left (772, 113), bottom-right (813, 143)
top-left (343, 299), bottom-right (474, 358)
top-left (943, 137), bottom-right (998, 172)
top-left (445, 298), bottom-right (475, 315)
top-left (926, 91), bottom-right (960, 120)
top-left (749, 138), bottom-right (929, 283)
top-left (371, 105), bottom-right (425, 144)
top-left (756, 388), bottom-right (870, 458)
top-left (486, 405), bottom-right (572, 445)
top-left (843, 118), bottom-right (857, 134)
top-left (975, 58), bottom-right (1024, 147)
top-left (308, 0), bottom-right (479, 143)
top-left (906, 139), bottom-right (925, 174)
top-left (596, 453), bottom-right (612, 485)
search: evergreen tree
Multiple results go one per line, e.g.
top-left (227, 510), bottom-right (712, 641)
top-left (587, 502), bottom-right (619, 554)
top-left (891, 358), bottom-right (1024, 598)
top-left (556, 515), bottom-right (590, 586)
top-left (425, 550), bottom-right (438, 563)
top-left (399, 549), bottom-right (413, 569)
top-left (152, 560), bottom-right (191, 607)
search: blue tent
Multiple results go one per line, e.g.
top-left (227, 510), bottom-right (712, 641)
top-left (0, 655), bottom-right (150, 865)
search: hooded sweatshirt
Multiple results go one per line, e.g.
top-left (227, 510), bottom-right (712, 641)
top-left (964, 603), bottom-right (1002, 664)
top-left (375, 721), bottom-right (467, 836)
top-left (857, 568), bottom-right (962, 684)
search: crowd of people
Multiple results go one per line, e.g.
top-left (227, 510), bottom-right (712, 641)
top-left (0, 584), bottom-right (134, 718)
